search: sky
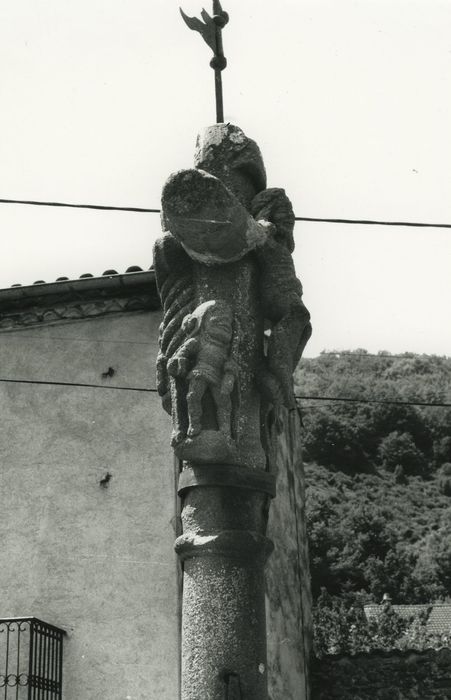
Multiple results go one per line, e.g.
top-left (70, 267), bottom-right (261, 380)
top-left (0, 0), bottom-right (450, 357)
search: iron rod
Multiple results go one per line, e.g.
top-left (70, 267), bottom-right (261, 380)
top-left (36, 625), bottom-right (42, 700)
top-left (45, 630), bottom-right (50, 700)
top-left (28, 623), bottom-right (34, 700)
top-left (58, 635), bottom-right (63, 699)
top-left (4, 623), bottom-right (9, 700)
top-left (15, 623), bottom-right (21, 700)
top-left (215, 70), bottom-right (224, 122)
top-left (50, 632), bottom-right (55, 699)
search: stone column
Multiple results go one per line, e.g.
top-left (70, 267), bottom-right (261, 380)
top-left (176, 464), bottom-right (275, 699)
top-left (153, 123), bottom-right (311, 699)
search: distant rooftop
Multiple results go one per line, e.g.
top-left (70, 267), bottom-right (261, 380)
top-left (364, 603), bottom-right (451, 636)
top-left (0, 266), bottom-right (160, 331)
top-left (5, 265), bottom-right (150, 288)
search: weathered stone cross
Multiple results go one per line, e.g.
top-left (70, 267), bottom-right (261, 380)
top-left (154, 7), bottom-right (311, 699)
top-left (180, 0), bottom-right (229, 122)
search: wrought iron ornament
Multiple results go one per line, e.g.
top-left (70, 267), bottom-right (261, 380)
top-left (180, 0), bottom-right (229, 122)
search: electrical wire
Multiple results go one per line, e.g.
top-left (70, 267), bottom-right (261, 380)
top-left (0, 197), bottom-right (450, 229)
top-left (0, 377), bottom-right (156, 393)
top-left (0, 198), bottom-right (159, 214)
top-left (1, 376), bottom-right (450, 407)
top-left (294, 216), bottom-right (451, 229)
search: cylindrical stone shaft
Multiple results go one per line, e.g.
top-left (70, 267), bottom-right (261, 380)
top-left (176, 476), bottom-right (274, 700)
top-left (182, 553), bottom-right (267, 699)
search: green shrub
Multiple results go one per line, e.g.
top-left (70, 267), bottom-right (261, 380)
top-left (313, 593), bottom-right (451, 657)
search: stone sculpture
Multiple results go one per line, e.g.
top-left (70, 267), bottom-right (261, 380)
top-left (154, 122), bottom-right (311, 699)
top-left (167, 298), bottom-right (238, 441)
top-left (157, 6), bottom-right (312, 697)
top-left (154, 123), bottom-right (311, 466)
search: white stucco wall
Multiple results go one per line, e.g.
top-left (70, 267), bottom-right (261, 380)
top-left (0, 311), bottom-right (179, 699)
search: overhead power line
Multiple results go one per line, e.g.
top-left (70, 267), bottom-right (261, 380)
top-left (0, 197), bottom-right (450, 229)
top-left (0, 198), bottom-right (159, 214)
top-left (0, 377), bottom-right (157, 393)
top-left (1, 377), bottom-right (450, 408)
top-left (295, 216), bottom-right (451, 229)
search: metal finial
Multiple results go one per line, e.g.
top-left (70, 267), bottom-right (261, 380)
top-left (180, 1), bottom-right (229, 123)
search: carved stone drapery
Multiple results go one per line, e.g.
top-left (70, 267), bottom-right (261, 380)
top-left (154, 123), bottom-right (311, 699)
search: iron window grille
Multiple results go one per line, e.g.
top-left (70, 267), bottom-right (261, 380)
top-left (0, 618), bottom-right (65, 699)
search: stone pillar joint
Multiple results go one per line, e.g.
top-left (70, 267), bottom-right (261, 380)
top-left (175, 529), bottom-right (274, 563)
top-left (178, 463), bottom-right (276, 498)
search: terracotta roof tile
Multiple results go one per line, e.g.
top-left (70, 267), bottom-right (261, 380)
top-left (364, 604), bottom-right (451, 635)
top-left (428, 605), bottom-right (451, 634)
top-left (5, 266), bottom-right (152, 288)
top-left (0, 267), bottom-right (160, 330)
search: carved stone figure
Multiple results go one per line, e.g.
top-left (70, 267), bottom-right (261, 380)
top-left (167, 299), bottom-right (238, 441)
top-left (251, 187), bottom-right (312, 408)
top-left (154, 123), bottom-right (311, 466)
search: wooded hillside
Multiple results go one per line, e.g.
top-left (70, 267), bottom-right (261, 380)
top-left (294, 351), bottom-right (451, 606)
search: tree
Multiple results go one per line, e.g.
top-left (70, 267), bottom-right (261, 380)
top-left (300, 351), bottom-right (451, 607)
top-left (378, 431), bottom-right (425, 475)
top-left (433, 437), bottom-right (451, 465)
top-left (302, 406), bottom-right (368, 471)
